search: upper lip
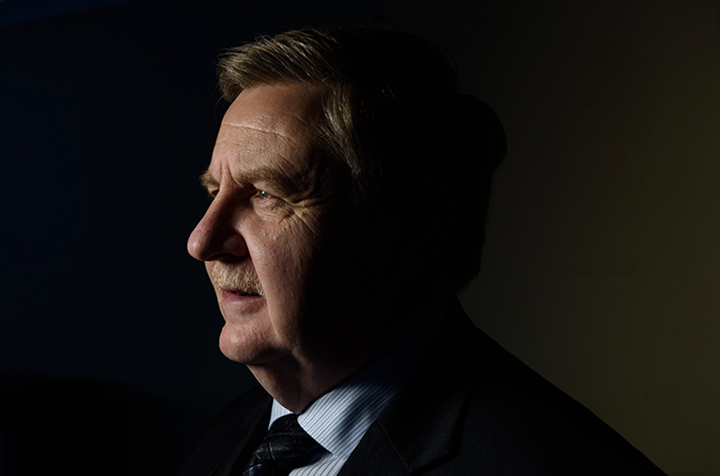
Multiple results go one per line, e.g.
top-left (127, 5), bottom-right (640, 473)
top-left (219, 285), bottom-right (260, 296)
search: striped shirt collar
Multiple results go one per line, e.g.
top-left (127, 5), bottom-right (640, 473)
top-left (269, 305), bottom-right (445, 460)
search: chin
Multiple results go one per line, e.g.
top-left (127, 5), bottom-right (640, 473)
top-left (218, 322), bottom-right (283, 365)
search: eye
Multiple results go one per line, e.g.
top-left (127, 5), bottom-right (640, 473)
top-left (251, 189), bottom-right (283, 211)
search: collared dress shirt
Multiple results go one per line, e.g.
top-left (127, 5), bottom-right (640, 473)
top-left (266, 308), bottom-right (443, 476)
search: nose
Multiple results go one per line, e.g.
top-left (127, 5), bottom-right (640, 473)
top-left (187, 197), bottom-right (248, 262)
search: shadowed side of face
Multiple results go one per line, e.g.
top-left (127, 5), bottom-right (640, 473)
top-left (187, 83), bottom-right (351, 366)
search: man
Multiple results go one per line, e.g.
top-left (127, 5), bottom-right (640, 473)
top-left (182, 26), bottom-right (665, 475)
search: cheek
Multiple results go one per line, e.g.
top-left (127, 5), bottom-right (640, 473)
top-left (249, 218), bottom-right (323, 296)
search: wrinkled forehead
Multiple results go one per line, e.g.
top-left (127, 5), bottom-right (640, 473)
top-left (208, 83), bottom-right (343, 199)
top-left (220, 83), bottom-right (327, 145)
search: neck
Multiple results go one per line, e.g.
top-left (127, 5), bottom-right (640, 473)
top-left (247, 354), bottom-right (365, 412)
top-left (246, 294), bottom-right (449, 412)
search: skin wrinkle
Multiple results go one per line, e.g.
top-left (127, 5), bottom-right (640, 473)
top-left (201, 166), bottom-right (310, 204)
top-left (201, 162), bottom-right (337, 244)
top-left (222, 110), bottom-right (315, 136)
top-left (205, 127), bottom-right (335, 206)
top-left (189, 84), bottom-right (377, 411)
top-left (206, 86), bottom-right (336, 207)
top-left (188, 83), bottom-right (436, 412)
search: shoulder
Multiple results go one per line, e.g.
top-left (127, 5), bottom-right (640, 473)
top-left (372, 300), bottom-right (667, 475)
top-left (456, 352), bottom-right (665, 474)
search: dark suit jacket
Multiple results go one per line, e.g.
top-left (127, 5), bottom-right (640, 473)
top-left (180, 299), bottom-right (667, 475)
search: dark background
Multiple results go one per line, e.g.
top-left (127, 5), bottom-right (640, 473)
top-left (2, 0), bottom-right (719, 474)
top-left (0, 0), bottom-right (395, 473)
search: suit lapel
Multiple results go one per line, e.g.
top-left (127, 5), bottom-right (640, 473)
top-left (338, 300), bottom-right (475, 475)
top-left (196, 389), bottom-right (272, 476)
top-left (216, 397), bottom-right (271, 476)
top-left (334, 422), bottom-right (412, 476)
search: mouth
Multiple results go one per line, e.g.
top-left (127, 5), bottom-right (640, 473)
top-left (219, 286), bottom-right (263, 298)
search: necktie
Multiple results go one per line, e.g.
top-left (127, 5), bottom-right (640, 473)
top-left (242, 413), bottom-right (323, 476)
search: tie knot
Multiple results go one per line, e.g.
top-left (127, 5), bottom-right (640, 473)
top-left (242, 414), bottom-right (323, 476)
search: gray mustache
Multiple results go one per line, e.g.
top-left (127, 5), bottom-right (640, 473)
top-left (211, 264), bottom-right (264, 296)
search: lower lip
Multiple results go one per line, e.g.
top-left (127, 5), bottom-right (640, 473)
top-left (220, 292), bottom-right (265, 312)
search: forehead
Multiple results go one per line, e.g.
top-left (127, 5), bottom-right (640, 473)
top-left (205, 83), bottom-right (336, 201)
top-left (216, 83), bottom-right (325, 152)
top-left (205, 83), bottom-right (328, 188)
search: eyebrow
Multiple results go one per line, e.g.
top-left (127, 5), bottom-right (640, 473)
top-left (199, 166), bottom-right (304, 198)
top-left (199, 170), bottom-right (218, 191)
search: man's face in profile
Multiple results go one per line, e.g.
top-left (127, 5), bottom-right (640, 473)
top-left (187, 83), bottom-right (354, 367)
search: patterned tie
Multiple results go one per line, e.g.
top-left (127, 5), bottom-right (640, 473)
top-left (242, 413), bottom-right (323, 476)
